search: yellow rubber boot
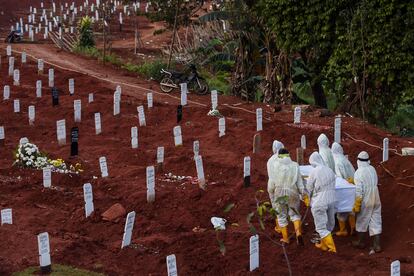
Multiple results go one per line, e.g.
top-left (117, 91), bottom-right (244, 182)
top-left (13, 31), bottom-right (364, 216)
top-left (274, 219), bottom-right (281, 234)
top-left (323, 233), bottom-right (337, 253)
top-left (315, 238), bottom-right (328, 251)
top-left (293, 220), bottom-right (302, 237)
top-left (335, 220), bottom-right (348, 237)
top-left (293, 220), bottom-right (304, 245)
top-left (280, 226), bottom-right (290, 244)
top-left (348, 215), bottom-right (356, 236)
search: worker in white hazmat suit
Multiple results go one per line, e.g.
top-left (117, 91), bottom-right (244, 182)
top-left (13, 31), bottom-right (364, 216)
top-left (352, 151), bottom-right (382, 252)
top-left (266, 140), bottom-right (284, 233)
top-left (307, 152), bottom-right (337, 252)
top-left (317, 134), bottom-right (335, 172)
top-left (331, 142), bottom-right (356, 236)
top-left (267, 148), bottom-right (309, 244)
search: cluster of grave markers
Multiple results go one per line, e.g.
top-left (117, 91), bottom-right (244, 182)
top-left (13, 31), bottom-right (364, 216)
top-left (10, 0), bottom-right (150, 42)
top-left (0, 45), bottom-right (396, 275)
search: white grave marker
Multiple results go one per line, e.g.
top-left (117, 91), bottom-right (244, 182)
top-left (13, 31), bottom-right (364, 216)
top-left (166, 254), bottom-right (178, 276)
top-left (195, 155), bottom-right (205, 188)
top-left (37, 232), bottom-right (51, 269)
top-left (244, 156), bottom-right (251, 187)
top-left (6, 45), bottom-right (11, 56)
top-left (43, 167), bottom-right (51, 188)
top-left (121, 211), bottom-right (136, 248)
top-left (38, 59), bottom-right (44, 74)
top-left (28, 105), bottom-right (35, 125)
top-left (113, 91), bottom-right (121, 116)
top-left (83, 183), bottom-right (94, 217)
top-left (48, 69), bottom-right (54, 87)
top-left (1, 209), bottom-right (12, 225)
top-left (0, 126), bottom-right (4, 141)
top-left (99, 157), bottom-right (108, 177)
top-left (157, 146), bottom-right (164, 164)
top-left (8, 57), bottom-right (14, 76)
top-left (21, 52), bottom-right (27, 64)
top-left (193, 140), bottom-right (200, 157)
top-left (391, 260), bottom-right (401, 276)
top-left (3, 85), bottom-right (10, 100)
top-left (36, 80), bottom-right (42, 97)
top-left (249, 235), bottom-right (259, 271)
top-left (383, 138), bottom-right (389, 162)
top-left (56, 119), bottom-right (66, 145)
top-left (334, 116), bottom-right (341, 143)
top-left (256, 108), bottom-right (263, 131)
top-left (146, 166), bottom-right (155, 203)
top-left (294, 106), bottom-right (301, 124)
top-left (173, 126), bottom-right (182, 146)
top-left (211, 90), bottom-right (218, 109)
top-left (69, 78), bottom-right (74, 95)
top-left (131, 126), bottom-right (138, 149)
top-left (147, 92), bottom-right (153, 108)
top-left (301, 135), bottom-right (306, 149)
top-left (180, 83), bottom-right (187, 106)
top-left (137, 106), bottom-right (146, 126)
top-left (13, 69), bottom-right (20, 86)
top-left (218, 117), bottom-right (225, 137)
top-left (94, 113), bottom-right (102, 134)
top-left (14, 99), bottom-right (20, 113)
top-left (88, 93), bottom-right (94, 103)
top-left (74, 100), bottom-right (81, 122)
top-left (244, 156), bottom-right (251, 178)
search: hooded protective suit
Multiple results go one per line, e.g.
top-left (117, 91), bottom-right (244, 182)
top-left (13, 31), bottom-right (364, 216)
top-left (331, 142), bottom-right (356, 227)
top-left (267, 155), bottom-right (305, 227)
top-left (308, 152), bottom-right (337, 239)
top-left (317, 134), bottom-right (336, 172)
top-left (267, 141), bottom-right (284, 190)
top-left (331, 142), bottom-right (355, 180)
top-left (354, 152), bottom-right (382, 236)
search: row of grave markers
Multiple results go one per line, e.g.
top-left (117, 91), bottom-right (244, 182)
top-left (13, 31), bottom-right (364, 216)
top-left (10, 0), bottom-right (151, 42)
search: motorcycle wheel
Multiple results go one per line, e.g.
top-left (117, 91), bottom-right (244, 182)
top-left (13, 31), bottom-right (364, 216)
top-left (160, 77), bottom-right (175, 93)
top-left (192, 78), bottom-right (209, 95)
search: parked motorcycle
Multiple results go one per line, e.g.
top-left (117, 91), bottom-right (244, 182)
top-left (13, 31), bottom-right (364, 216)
top-left (160, 64), bottom-right (209, 95)
top-left (5, 31), bottom-right (23, 43)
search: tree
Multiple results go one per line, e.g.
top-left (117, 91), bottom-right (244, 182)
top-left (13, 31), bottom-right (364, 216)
top-left (146, 0), bottom-right (205, 28)
top-left (258, 0), bottom-right (354, 108)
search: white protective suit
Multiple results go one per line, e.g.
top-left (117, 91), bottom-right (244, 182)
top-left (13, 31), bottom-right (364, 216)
top-left (267, 140), bottom-right (284, 183)
top-left (331, 142), bottom-right (355, 180)
top-left (317, 134), bottom-right (336, 172)
top-left (308, 152), bottom-right (337, 238)
top-left (354, 151), bottom-right (382, 236)
top-left (267, 155), bottom-right (305, 227)
top-left (332, 142), bottom-right (356, 222)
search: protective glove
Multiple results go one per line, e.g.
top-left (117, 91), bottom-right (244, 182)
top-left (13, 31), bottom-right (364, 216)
top-left (303, 194), bottom-right (310, 207)
top-left (346, 177), bottom-right (355, 184)
top-left (352, 197), bottom-right (362, 213)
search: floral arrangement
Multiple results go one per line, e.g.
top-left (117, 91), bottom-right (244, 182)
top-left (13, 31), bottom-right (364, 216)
top-left (207, 108), bottom-right (222, 117)
top-left (14, 141), bottom-right (83, 174)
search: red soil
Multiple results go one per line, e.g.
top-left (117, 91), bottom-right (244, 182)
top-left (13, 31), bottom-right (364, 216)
top-left (0, 1), bottom-right (414, 276)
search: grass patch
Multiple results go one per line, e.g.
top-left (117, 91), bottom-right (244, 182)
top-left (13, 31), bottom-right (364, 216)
top-left (73, 46), bottom-right (101, 59)
top-left (122, 60), bottom-right (167, 81)
top-left (13, 264), bottom-right (104, 276)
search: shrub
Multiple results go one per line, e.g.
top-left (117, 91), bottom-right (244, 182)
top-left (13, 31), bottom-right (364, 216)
top-left (77, 16), bottom-right (95, 48)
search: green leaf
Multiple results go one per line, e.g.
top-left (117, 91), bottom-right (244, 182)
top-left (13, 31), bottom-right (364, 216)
top-left (223, 203), bottom-right (235, 213)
